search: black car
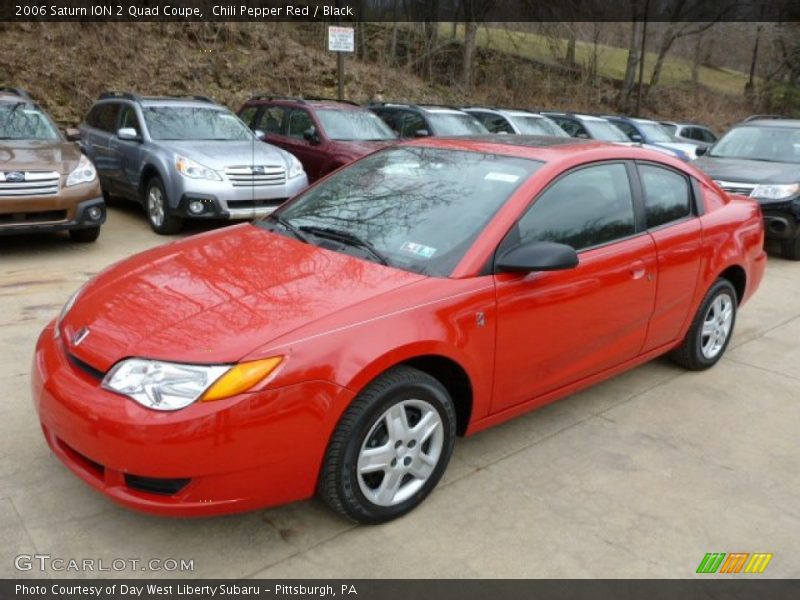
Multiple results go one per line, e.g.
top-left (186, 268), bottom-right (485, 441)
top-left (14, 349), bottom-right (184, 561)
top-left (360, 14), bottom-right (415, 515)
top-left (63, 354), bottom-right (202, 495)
top-left (693, 117), bottom-right (800, 259)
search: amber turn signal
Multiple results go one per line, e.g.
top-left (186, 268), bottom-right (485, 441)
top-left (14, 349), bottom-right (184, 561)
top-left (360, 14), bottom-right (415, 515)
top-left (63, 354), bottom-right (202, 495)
top-left (201, 357), bottom-right (283, 402)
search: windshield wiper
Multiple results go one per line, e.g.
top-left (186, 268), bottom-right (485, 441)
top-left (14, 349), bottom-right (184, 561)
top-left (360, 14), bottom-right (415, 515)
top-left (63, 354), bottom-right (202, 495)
top-left (298, 225), bottom-right (389, 266)
top-left (263, 214), bottom-right (309, 243)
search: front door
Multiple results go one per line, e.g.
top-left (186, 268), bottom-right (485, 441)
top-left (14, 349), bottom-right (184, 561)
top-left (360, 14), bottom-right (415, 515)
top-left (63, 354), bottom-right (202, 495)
top-left (492, 162), bottom-right (657, 413)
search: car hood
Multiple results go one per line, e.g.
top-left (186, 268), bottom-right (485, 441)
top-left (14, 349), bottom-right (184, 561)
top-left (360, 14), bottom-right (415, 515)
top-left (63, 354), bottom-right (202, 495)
top-left (693, 156), bottom-right (800, 184)
top-left (0, 139), bottom-right (81, 173)
top-left (157, 140), bottom-right (292, 170)
top-left (61, 224), bottom-right (425, 372)
top-left (327, 139), bottom-right (397, 158)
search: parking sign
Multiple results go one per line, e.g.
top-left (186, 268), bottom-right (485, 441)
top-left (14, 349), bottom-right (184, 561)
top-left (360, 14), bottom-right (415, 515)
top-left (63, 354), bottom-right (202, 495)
top-left (328, 26), bottom-right (355, 53)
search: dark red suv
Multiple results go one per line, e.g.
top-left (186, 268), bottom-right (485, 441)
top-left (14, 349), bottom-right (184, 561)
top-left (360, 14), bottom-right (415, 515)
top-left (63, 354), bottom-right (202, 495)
top-left (237, 95), bottom-right (398, 182)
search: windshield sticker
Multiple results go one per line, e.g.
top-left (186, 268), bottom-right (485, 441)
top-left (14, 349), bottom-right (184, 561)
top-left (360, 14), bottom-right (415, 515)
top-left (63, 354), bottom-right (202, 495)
top-left (400, 241), bottom-right (437, 259)
top-left (485, 172), bottom-right (520, 183)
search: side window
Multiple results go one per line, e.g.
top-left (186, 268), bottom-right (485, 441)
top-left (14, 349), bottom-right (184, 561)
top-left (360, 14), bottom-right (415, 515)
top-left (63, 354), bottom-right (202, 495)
top-left (85, 106), bottom-right (101, 128)
top-left (96, 103), bottom-right (121, 133)
top-left (373, 110), bottom-right (400, 135)
top-left (400, 112), bottom-right (427, 137)
top-left (614, 121), bottom-right (638, 140)
top-left (475, 113), bottom-right (513, 134)
top-left (517, 163), bottom-right (636, 251)
top-left (683, 127), bottom-right (700, 141)
top-left (118, 105), bottom-right (141, 135)
top-left (238, 106), bottom-right (258, 128)
top-left (257, 106), bottom-right (287, 135)
top-left (639, 164), bottom-right (692, 228)
top-left (553, 117), bottom-right (586, 138)
top-left (699, 128), bottom-right (717, 143)
top-left (287, 109), bottom-right (314, 139)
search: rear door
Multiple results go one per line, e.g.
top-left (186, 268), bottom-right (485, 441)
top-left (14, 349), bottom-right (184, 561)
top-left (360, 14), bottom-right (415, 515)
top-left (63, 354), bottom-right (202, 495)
top-left (83, 103), bottom-right (121, 191)
top-left (634, 162), bottom-right (702, 351)
top-left (492, 161), bottom-right (657, 412)
top-left (110, 105), bottom-right (146, 199)
top-left (281, 108), bottom-right (324, 180)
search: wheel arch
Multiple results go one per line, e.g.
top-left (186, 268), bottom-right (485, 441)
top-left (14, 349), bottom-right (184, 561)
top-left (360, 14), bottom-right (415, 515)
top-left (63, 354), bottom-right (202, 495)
top-left (718, 264), bottom-right (746, 304)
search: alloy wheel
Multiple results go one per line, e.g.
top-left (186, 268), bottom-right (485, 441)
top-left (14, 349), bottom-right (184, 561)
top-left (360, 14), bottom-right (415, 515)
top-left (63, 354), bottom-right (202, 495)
top-left (700, 292), bottom-right (734, 359)
top-left (147, 186), bottom-right (165, 228)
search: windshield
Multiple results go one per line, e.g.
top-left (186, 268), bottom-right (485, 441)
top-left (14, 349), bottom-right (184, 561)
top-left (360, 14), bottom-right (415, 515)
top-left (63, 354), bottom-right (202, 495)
top-left (638, 122), bottom-right (675, 143)
top-left (427, 113), bottom-right (489, 136)
top-left (709, 125), bottom-right (800, 164)
top-left (584, 120), bottom-right (630, 142)
top-left (316, 109), bottom-right (396, 141)
top-left (513, 116), bottom-right (569, 137)
top-left (271, 147), bottom-right (541, 276)
top-left (143, 107), bottom-right (253, 141)
top-left (0, 104), bottom-right (60, 140)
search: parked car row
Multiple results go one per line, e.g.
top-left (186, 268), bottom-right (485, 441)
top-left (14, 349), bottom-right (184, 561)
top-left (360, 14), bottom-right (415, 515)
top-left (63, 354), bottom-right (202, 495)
top-left (1, 87), bottom-right (799, 259)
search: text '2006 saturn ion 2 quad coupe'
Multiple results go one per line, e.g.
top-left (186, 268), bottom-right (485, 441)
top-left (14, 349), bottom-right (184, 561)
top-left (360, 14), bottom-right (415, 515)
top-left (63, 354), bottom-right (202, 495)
top-left (0, 88), bottom-right (104, 242)
top-left (33, 136), bottom-right (766, 523)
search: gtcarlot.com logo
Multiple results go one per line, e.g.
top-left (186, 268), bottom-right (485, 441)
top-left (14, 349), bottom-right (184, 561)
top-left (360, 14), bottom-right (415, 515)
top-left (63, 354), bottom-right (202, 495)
top-left (15, 554), bottom-right (195, 573)
top-left (696, 552), bottom-right (773, 574)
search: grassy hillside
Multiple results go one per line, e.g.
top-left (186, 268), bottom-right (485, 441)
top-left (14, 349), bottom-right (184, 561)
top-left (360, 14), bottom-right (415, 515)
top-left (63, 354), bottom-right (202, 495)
top-left (0, 22), bottom-right (754, 131)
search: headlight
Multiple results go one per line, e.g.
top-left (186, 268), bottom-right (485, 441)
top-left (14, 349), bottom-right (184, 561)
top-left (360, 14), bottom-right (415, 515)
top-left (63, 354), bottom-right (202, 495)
top-left (750, 183), bottom-right (800, 201)
top-left (286, 154), bottom-right (304, 179)
top-left (175, 156), bottom-right (222, 181)
top-left (54, 284), bottom-right (85, 338)
top-left (102, 356), bottom-right (282, 411)
top-left (65, 155), bottom-right (97, 187)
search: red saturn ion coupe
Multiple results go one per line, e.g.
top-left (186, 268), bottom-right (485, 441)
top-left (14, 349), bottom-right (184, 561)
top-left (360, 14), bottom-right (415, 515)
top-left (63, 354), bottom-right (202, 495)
top-left (33, 136), bottom-right (766, 523)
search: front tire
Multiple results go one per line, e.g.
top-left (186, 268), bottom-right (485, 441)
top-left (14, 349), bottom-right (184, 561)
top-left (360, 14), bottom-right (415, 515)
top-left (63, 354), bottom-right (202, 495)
top-left (144, 177), bottom-right (182, 235)
top-left (68, 226), bottom-right (100, 243)
top-left (670, 278), bottom-right (737, 371)
top-left (318, 366), bottom-right (456, 524)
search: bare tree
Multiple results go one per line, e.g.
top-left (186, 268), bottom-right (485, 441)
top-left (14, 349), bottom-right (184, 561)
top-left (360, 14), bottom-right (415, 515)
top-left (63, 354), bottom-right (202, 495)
top-left (459, 0), bottom-right (494, 91)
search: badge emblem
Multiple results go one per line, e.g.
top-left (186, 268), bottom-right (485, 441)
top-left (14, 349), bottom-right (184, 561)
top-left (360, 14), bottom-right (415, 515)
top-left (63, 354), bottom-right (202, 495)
top-left (72, 327), bottom-right (90, 346)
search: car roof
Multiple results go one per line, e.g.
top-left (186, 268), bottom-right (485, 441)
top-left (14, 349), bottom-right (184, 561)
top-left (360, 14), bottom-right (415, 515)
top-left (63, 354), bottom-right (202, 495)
top-left (465, 107), bottom-right (544, 118)
top-left (246, 97), bottom-right (364, 110)
top-left (736, 118), bottom-right (800, 129)
top-left (371, 103), bottom-right (470, 115)
top-left (543, 112), bottom-right (607, 122)
top-left (0, 92), bottom-right (36, 107)
top-left (136, 97), bottom-right (224, 109)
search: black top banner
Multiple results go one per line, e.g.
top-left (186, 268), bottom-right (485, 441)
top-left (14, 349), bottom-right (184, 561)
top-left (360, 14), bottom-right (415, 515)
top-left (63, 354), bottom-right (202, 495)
top-left (2, 0), bottom-right (800, 22)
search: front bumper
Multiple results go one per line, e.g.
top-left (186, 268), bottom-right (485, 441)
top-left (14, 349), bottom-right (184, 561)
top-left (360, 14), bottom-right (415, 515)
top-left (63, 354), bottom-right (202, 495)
top-left (169, 174), bottom-right (308, 221)
top-left (758, 198), bottom-right (800, 241)
top-left (0, 195), bottom-right (105, 236)
top-left (32, 322), bottom-right (353, 516)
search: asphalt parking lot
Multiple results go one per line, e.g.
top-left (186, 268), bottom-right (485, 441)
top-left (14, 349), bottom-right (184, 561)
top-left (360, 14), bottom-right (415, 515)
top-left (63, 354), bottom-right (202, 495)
top-left (1, 202), bottom-right (799, 579)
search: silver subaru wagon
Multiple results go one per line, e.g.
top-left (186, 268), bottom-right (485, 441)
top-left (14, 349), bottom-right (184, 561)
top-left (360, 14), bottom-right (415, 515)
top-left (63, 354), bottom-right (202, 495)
top-left (80, 92), bottom-right (308, 233)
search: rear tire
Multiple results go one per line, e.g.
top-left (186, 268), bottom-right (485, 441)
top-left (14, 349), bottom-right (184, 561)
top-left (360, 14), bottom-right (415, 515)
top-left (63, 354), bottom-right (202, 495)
top-left (68, 226), bottom-right (100, 243)
top-left (318, 366), bottom-right (456, 524)
top-left (144, 177), bottom-right (182, 235)
top-left (782, 235), bottom-right (800, 261)
top-left (669, 278), bottom-right (737, 371)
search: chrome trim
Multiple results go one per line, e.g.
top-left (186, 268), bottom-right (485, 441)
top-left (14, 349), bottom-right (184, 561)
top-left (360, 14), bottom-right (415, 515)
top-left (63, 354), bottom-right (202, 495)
top-left (224, 165), bottom-right (287, 187)
top-left (713, 180), bottom-right (757, 196)
top-left (0, 170), bottom-right (60, 197)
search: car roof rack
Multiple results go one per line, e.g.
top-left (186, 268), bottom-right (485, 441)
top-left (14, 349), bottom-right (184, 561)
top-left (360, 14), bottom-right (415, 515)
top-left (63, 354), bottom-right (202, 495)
top-left (0, 86), bottom-right (34, 101)
top-left (303, 95), bottom-right (361, 106)
top-left (98, 91), bottom-right (141, 102)
top-left (742, 114), bottom-right (788, 122)
top-left (142, 94), bottom-right (215, 103)
top-left (247, 94), bottom-right (307, 103)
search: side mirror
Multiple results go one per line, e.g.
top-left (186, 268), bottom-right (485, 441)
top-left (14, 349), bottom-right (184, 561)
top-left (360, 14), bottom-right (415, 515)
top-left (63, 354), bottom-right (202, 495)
top-left (630, 133), bottom-right (643, 142)
top-left (695, 146), bottom-right (708, 156)
top-left (414, 129), bottom-right (430, 138)
top-left (303, 127), bottom-right (320, 144)
top-left (495, 241), bottom-right (579, 273)
top-left (64, 128), bottom-right (81, 142)
top-left (254, 129), bottom-right (266, 139)
top-left (117, 127), bottom-right (141, 141)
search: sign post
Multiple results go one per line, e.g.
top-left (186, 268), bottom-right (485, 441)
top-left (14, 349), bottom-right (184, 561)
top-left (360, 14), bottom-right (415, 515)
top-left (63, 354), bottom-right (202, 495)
top-left (328, 25), bottom-right (355, 101)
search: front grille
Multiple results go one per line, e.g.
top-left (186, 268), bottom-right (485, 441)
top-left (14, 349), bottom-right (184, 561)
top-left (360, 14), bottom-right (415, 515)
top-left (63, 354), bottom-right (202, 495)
top-left (66, 350), bottom-right (105, 380)
top-left (225, 165), bottom-right (286, 187)
top-left (58, 438), bottom-right (105, 480)
top-left (0, 210), bottom-right (66, 225)
top-left (0, 171), bottom-right (60, 197)
top-left (714, 180), bottom-right (757, 196)
top-left (125, 474), bottom-right (191, 496)
top-left (225, 198), bottom-right (287, 209)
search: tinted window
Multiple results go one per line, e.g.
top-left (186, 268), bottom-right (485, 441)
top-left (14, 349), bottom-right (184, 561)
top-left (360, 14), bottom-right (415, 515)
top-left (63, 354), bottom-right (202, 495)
top-left (118, 105), bottom-right (141, 135)
top-left (96, 103), bottom-right (121, 133)
top-left (639, 164), bottom-right (692, 228)
top-left (372, 109), bottom-right (401, 135)
top-left (400, 112), bottom-right (427, 137)
top-left (85, 106), bottom-right (102, 128)
top-left (613, 120), bottom-right (639, 140)
top-left (551, 117), bottom-right (587, 138)
top-left (238, 106), bottom-right (258, 128)
top-left (276, 147), bottom-right (542, 276)
top-left (257, 106), bottom-right (287, 135)
top-left (698, 128), bottom-right (717, 143)
top-left (287, 109), bottom-right (314, 139)
top-left (474, 113), bottom-right (514, 134)
top-left (517, 163), bottom-right (636, 251)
